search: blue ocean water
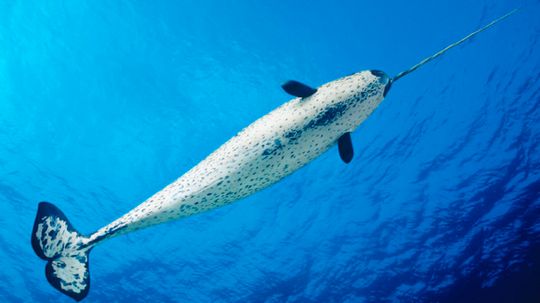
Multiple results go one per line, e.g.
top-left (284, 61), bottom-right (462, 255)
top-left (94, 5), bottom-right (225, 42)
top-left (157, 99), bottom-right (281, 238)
top-left (1, 0), bottom-right (540, 302)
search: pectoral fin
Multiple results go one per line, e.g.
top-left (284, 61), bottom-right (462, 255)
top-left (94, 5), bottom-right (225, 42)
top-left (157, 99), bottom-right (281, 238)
top-left (281, 80), bottom-right (317, 98)
top-left (338, 132), bottom-right (353, 163)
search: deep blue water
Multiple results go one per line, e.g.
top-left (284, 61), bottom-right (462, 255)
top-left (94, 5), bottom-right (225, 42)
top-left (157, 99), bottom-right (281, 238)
top-left (1, 1), bottom-right (540, 302)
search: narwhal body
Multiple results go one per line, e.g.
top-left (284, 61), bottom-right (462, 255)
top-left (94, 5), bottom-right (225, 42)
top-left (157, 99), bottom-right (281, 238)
top-left (86, 70), bottom-right (390, 242)
top-left (31, 10), bottom-right (516, 301)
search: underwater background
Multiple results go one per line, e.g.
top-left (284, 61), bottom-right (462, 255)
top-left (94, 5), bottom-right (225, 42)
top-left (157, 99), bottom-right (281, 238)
top-left (1, 0), bottom-right (540, 302)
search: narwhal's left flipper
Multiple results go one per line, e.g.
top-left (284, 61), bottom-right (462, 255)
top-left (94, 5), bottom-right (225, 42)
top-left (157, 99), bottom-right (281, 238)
top-left (338, 132), bottom-right (354, 163)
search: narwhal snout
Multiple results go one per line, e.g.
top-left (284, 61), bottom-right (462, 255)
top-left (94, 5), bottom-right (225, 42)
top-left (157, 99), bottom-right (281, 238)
top-left (370, 70), bottom-right (392, 97)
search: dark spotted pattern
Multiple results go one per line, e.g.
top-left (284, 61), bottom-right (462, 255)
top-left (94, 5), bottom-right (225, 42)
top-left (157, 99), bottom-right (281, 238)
top-left (305, 102), bottom-right (349, 129)
top-left (262, 139), bottom-right (285, 158)
top-left (86, 70), bottom-right (390, 243)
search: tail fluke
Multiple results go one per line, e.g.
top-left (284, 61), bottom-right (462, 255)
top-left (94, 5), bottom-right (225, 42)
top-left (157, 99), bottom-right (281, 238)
top-left (31, 202), bottom-right (91, 301)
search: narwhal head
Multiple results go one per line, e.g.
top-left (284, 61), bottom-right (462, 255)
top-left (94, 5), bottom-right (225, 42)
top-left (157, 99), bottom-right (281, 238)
top-left (369, 70), bottom-right (392, 97)
top-left (309, 69), bottom-right (392, 134)
top-left (329, 70), bottom-right (391, 112)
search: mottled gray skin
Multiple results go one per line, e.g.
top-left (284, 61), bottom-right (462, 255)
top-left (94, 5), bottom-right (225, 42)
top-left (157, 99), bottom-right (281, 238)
top-left (33, 11), bottom-right (517, 299)
top-left (32, 70), bottom-right (390, 299)
top-left (84, 70), bottom-right (390, 247)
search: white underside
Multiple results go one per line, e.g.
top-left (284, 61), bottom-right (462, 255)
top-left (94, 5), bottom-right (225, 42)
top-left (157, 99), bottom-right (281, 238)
top-left (86, 71), bottom-right (386, 245)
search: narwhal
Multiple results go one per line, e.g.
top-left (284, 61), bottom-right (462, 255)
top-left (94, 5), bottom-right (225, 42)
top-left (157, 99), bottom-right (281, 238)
top-left (31, 10), bottom-right (516, 301)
